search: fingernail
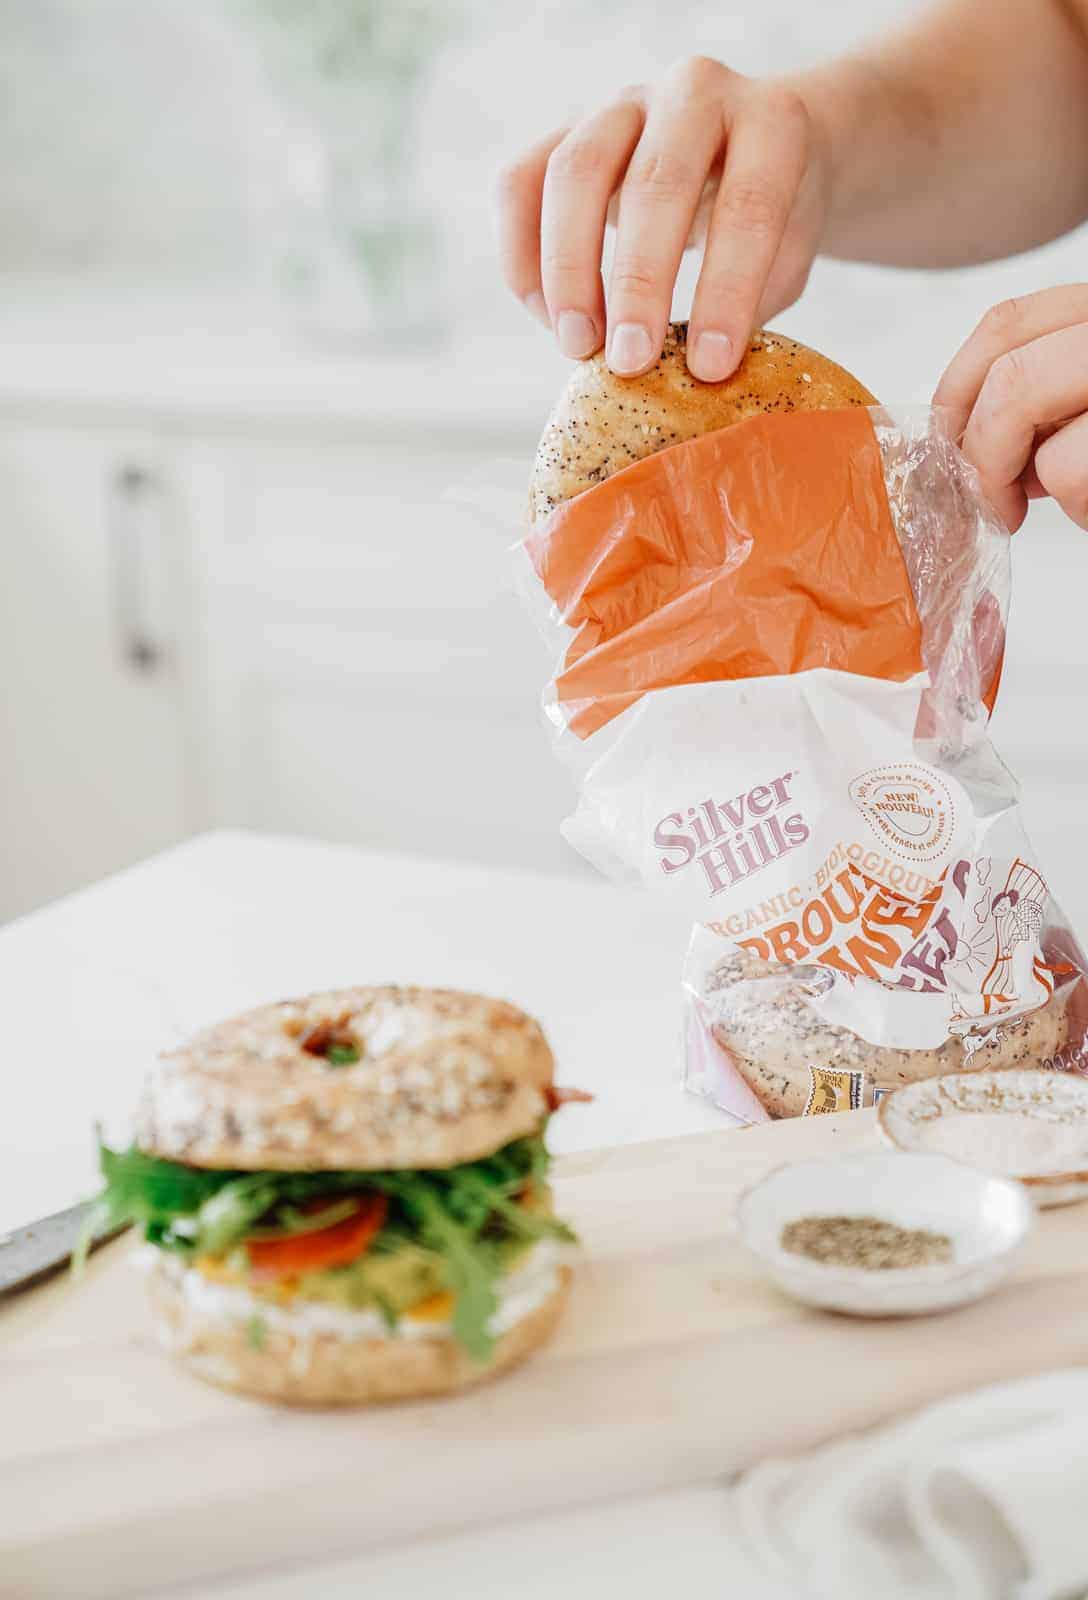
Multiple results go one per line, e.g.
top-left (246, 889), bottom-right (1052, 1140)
top-left (556, 310), bottom-right (598, 359)
top-left (525, 290), bottom-right (550, 328)
top-left (690, 331), bottom-right (734, 382)
top-left (608, 322), bottom-right (653, 375)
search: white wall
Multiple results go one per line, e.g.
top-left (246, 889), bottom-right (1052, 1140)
top-left (6, 0), bottom-right (1088, 395)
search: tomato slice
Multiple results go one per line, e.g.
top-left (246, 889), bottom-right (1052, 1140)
top-left (247, 1193), bottom-right (388, 1279)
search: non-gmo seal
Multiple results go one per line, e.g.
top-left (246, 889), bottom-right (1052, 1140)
top-left (849, 764), bottom-right (956, 862)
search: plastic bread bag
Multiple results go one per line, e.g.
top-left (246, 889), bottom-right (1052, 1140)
top-left (514, 403), bottom-right (1088, 1123)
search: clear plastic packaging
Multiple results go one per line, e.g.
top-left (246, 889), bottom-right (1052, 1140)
top-left (516, 405), bottom-right (1087, 1122)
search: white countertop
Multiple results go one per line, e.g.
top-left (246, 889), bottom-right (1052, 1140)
top-left (7, 825), bottom-right (1087, 1598)
top-left (2, 828), bottom-right (727, 1238)
top-left (0, 278), bottom-right (569, 439)
top-left (2, 828), bottom-right (781, 1597)
top-left (9, 806), bottom-right (1088, 1231)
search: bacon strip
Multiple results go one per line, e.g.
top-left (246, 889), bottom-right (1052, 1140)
top-left (545, 1084), bottom-right (594, 1111)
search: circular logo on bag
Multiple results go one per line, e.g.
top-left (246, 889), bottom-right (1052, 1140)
top-left (849, 764), bottom-right (955, 862)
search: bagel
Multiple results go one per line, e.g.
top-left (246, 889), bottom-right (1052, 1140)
top-left (705, 949), bottom-right (1069, 1119)
top-left (91, 987), bottom-right (579, 1406)
top-left (529, 321), bottom-right (876, 522)
top-left (147, 1250), bottom-right (572, 1408)
top-left (134, 985), bottom-right (555, 1171)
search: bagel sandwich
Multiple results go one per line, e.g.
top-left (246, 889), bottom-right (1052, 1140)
top-left (87, 986), bottom-right (584, 1406)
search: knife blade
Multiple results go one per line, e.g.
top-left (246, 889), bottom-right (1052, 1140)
top-left (0, 1202), bottom-right (129, 1297)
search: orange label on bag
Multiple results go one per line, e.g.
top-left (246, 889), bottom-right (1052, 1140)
top-left (525, 408), bottom-right (924, 739)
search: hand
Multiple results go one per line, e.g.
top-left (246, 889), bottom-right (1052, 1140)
top-left (497, 58), bottom-right (832, 381)
top-left (934, 286), bottom-right (1088, 532)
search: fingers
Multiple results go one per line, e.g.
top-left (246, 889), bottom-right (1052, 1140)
top-left (960, 321), bottom-right (1088, 531)
top-left (687, 86), bottom-right (809, 381)
top-left (936, 285), bottom-right (1088, 534)
top-left (539, 95), bottom-right (646, 359)
top-left (501, 59), bottom-right (824, 378)
top-left (934, 284), bottom-right (1088, 427)
top-left (606, 58), bottom-right (733, 375)
top-left (497, 126), bottom-right (569, 327)
top-left (1032, 411), bottom-right (1088, 530)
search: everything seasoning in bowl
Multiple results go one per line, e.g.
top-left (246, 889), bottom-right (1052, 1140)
top-left (737, 1150), bottom-right (1033, 1317)
top-left (780, 1214), bottom-right (953, 1271)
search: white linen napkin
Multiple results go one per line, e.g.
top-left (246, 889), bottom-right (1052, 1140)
top-left (726, 1369), bottom-right (1088, 1600)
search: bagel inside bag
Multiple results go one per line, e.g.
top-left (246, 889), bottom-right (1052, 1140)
top-left (518, 323), bottom-right (1088, 1122)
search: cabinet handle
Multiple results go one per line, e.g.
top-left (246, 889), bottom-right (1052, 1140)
top-left (110, 462), bottom-right (167, 675)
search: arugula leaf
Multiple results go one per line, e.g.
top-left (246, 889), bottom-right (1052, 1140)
top-left (246, 1199), bottom-right (359, 1240)
top-left (325, 1043), bottom-right (361, 1066)
top-left (191, 1175), bottom-right (282, 1257)
top-left (369, 1173), bottom-right (500, 1360)
top-left (413, 1190), bottom-right (499, 1363)
top-left (99, 1143), bottom-right (224, 1217)
top-left (458, 1173), bottom-right (577, 1247)
top-left (74, 1145), bottom-right (224, 1273)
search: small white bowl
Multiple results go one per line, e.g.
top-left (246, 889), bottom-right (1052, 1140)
top-left (737, 1150), bottom-right (1033, 1317)
top-left (879, 1069), bottom-right (1088, 1207)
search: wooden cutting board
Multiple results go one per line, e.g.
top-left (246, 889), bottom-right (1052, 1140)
top-left (5, 1109), bottom-right (1088, 1600)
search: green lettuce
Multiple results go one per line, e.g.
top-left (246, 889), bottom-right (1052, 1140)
top-left (84, 1132), bottom-right (573, 1361)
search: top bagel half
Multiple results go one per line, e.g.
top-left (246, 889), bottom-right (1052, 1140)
top-left (529, 322), bottom-right (876, 524)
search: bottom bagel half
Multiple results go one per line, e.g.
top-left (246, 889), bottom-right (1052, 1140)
top-left (146, 1250), bottom-right (571, 1407)
top-left (706, 950), bottom-right (1070, 1120)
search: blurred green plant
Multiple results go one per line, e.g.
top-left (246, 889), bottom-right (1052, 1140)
top-left (244, 0), bottom-right (457, 86)
top-left (238, 0), bottom-right (461, 340)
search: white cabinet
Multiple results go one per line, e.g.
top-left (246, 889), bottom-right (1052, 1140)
top-left (0, 421), bottom-right (198, 920)
top-left (0, 291), bottom-right (595, 919)
top-left (0, 408), bottom-right (585, 921)
top-left (185, 430), bottom-right (582, 877)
